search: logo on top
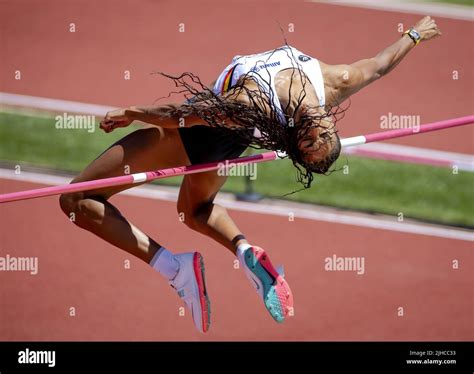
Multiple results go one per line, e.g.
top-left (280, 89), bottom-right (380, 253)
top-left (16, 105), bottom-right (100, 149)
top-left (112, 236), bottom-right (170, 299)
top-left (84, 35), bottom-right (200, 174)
top-left (298, 55), bottom-right (311, 62)
top-left (250, 61), bottom-right (281, 73)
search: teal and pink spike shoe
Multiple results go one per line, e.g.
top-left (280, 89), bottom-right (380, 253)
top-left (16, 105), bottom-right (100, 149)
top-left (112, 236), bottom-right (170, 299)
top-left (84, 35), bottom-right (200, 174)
top-left (241, 246), bottom-right (294, 323)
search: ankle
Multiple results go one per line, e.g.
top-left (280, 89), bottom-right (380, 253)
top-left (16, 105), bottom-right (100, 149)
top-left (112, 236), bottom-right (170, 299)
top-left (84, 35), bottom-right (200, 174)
top-left (150, 247), bottom-right (180, 280)
top-left (236, 242), bottom-right (252, 262)
top-left (232, 234), bottom-right (250, 255)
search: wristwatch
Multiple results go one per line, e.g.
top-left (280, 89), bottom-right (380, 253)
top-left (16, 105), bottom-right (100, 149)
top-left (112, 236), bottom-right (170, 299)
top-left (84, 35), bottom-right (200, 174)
top-left (403, 28), bottom-right (421, 45)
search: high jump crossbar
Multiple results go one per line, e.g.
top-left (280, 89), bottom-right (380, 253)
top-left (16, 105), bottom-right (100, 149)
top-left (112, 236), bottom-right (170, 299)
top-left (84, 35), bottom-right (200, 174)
top-left (0, 115), bottom-right (472, 204)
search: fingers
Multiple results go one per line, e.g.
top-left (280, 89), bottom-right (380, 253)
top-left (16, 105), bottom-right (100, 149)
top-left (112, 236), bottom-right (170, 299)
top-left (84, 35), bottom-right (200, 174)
top-left (425, 16), bottom-right (440, 30)
top-left (100, 118), bottom-right (131, 133)
top-left (105, 109), bottom-right (126, 121)
top-left (429, 18), bottom-right (442, 37)
top-left (100, 119), bottom-right (117, 133)
top-left (101, 115), bottom-right (114, 132)
top-left (101, 109), bottom-right (131, 133)
top-left (416, 16), bottom-right (442, 40)
top-left (431, 19), bottom-right (441, 35)
top-left (100, 108), bottom-right (132, 133)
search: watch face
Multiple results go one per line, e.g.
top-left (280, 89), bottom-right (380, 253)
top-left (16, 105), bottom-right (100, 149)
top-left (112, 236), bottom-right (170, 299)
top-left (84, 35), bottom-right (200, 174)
top-left (410, 29), bottom-right (421, 40)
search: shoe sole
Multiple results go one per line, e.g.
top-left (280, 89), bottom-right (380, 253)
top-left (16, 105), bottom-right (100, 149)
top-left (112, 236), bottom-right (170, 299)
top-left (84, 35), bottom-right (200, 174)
top-left (244, 247), bottom-right (294, 323)
top-left (193, 252), bottom-right (211, 333)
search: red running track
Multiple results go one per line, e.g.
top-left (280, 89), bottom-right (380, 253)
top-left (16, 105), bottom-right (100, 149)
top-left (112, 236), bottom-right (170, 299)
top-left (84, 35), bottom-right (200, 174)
top-left (0, 0), bottom-right (472, 341)
top-left (0, 179), bottom-right (472, 341)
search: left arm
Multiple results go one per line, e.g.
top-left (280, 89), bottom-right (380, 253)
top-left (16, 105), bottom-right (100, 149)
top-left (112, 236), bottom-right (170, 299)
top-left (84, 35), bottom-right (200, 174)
top-left (100, 80), bottom-right (219, 132)
top-left (100, 81), bottom-right (246, 133)
top-left (99, 104), bottom-right (204, 133)
top-left (327, 16), bottom-right (441, 103)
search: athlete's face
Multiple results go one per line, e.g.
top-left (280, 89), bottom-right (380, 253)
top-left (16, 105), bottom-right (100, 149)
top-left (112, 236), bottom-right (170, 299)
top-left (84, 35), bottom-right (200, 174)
top-left (298, 119), bottom-right (338, 166)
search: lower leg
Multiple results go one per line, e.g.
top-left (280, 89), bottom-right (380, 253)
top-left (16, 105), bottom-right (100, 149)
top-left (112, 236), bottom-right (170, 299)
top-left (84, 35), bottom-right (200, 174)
top-left (179, 176), bottom-right (293, 323)
top-left (188, 202), bottom-right (250, 255)
top-left (60, 194), bottom-right (210, 330)
top-left (61, 195), bottom-right (161, 262)
top-left (61, 196), bottom-right (179, 280)
top-left (62, 195), bottom-right (180, 278)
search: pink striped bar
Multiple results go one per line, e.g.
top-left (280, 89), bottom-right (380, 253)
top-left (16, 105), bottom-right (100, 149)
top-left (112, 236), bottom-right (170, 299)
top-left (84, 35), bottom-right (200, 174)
top-left (0, 115), bottom-right (472, 203)
top-left (0, 152), bottom-right (278, 203)
top-left (363, 115), bottom-right (474, 144)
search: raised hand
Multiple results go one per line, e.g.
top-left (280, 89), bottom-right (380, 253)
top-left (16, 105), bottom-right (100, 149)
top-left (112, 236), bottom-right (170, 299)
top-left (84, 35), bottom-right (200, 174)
top-left (414, 16), bottom-right (442, 42)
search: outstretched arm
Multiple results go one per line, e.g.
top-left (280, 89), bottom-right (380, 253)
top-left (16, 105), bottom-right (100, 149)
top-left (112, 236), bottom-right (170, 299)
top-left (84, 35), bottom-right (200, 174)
top-left (329, 16), bottom-right (442, 103)
top-left (99, 104), bottom-right (205, 133)
top-left (100, 81), bottom-right (221, 133)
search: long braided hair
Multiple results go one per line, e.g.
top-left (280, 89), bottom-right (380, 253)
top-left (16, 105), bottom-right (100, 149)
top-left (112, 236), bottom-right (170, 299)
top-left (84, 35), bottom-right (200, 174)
top-left (152, 45), bottom-right (345, 189)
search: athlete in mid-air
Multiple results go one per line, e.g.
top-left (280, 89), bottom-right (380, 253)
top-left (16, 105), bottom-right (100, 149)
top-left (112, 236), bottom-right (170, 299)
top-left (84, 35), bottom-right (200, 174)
top-left (59, 16), bottom-right (441, 332)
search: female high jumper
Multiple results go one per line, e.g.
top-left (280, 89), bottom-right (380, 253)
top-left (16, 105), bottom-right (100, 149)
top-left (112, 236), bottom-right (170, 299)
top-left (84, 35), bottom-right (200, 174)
top-left (59, 16), bottom-right (441, 333)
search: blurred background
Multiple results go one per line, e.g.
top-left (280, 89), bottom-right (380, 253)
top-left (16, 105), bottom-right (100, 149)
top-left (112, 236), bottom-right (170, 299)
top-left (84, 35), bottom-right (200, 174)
top-left (0, 0), bottom-right (473, 342)
top-left (1, 0), bottom-right (472, 227)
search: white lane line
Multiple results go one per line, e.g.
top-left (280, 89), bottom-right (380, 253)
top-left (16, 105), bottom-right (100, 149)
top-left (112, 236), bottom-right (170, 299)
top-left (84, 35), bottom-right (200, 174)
top-left (0, 168), bottom-right (472, 242)
top-left (2, 92), bottom-right (472, 169)
top-left (346, 142), bottom-right (473, 164)
top-left (1, 92), bottom-right (115, 117)
top-left (344, 142), bottom-right (474, 172)
top-left (312, 0), bottom-right (474, 21)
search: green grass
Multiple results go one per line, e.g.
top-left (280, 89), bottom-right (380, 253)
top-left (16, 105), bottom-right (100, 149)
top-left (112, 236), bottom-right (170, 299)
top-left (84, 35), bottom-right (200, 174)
top-left (430, 0), bottom-right (473, 5)
top-left (1, 111), bottom-right (473, 227)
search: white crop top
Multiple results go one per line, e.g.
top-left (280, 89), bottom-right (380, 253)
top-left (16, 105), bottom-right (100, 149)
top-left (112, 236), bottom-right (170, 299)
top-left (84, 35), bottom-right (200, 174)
top-left (213, 45), bottom-right (326, 125)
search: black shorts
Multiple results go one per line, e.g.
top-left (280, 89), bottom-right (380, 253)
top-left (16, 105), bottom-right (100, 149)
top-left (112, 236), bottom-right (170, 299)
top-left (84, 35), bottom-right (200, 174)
top-left (178, 125), bottom-right (250, 165)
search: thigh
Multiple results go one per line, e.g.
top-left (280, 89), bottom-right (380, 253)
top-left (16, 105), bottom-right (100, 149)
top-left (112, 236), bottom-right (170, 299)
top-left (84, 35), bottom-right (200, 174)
top-left (72, 127), bottom-right (190, 199)
top-left (178, 170), bottom-right (228, 214)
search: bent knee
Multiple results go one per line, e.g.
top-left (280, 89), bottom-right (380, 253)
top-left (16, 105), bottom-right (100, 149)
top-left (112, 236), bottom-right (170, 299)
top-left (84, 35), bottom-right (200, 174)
top-left (177, 207), bottom-right (199, 230)
top-left (59, 193), bottom-right (81, 215)
top-left (177, 201), bottom-right (212, 231)
top-left (59, 193), bottom-right (104, 222)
